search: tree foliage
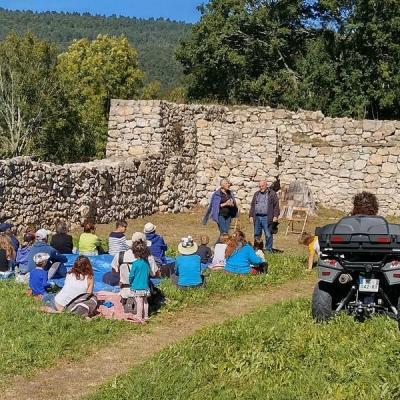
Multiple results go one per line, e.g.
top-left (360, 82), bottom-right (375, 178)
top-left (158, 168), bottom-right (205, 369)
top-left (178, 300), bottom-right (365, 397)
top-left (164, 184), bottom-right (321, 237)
top-left (57, 34), bottom-right (145, 157)
top-left (178, 0), bottom-right (400, 119)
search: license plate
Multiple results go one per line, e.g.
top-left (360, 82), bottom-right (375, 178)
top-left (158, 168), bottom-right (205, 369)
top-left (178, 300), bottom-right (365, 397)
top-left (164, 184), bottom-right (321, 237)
top-left (359, 278), bottom-right (379, 293)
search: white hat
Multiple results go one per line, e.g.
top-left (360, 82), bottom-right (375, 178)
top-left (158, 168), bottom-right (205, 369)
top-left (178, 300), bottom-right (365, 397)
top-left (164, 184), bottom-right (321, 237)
top-left (36, 229), bottom-right (50, 241)
top-left (131, 232), bottom-right (151, 247)
top-left (178, 236), bottom-right (198, 256)
top-left (33, 252), bottom-right (50, 265)
top-left (144, 222), bottom-right (156, 234)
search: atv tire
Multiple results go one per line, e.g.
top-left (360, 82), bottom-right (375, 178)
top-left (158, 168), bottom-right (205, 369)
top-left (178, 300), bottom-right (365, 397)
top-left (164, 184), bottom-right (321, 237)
top-left (312, 282), bottom-right (334, 322)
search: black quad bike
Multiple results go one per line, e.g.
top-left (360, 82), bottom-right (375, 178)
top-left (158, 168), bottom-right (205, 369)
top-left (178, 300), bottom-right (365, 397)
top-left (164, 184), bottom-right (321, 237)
top-left (312, 215), bottom-right (400, 329)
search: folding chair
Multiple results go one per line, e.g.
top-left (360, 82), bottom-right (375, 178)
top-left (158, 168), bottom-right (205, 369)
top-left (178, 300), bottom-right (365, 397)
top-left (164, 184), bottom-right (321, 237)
top-left (285, 206), bottom-right (309, 236)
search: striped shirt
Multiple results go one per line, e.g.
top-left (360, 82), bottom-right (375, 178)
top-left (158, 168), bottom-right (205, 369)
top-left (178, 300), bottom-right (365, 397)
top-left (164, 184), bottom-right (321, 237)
top-left (108, 232), bottom-right (130, 256)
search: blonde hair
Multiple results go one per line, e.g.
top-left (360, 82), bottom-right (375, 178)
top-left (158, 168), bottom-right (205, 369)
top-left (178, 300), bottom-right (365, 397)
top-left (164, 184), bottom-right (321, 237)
top-left (200, 235), bottom-right (209, 245)
top-left (299, 232), bottom-right (314, 246)
top-left (0, 233), bottom-right (16, 260)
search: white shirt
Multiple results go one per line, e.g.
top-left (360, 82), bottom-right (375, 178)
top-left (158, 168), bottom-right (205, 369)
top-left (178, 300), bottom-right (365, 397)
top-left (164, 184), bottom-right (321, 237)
top-left (211, 243), bottom-right (227, 267)
top-left (55, 273), bottom-right (89, 307)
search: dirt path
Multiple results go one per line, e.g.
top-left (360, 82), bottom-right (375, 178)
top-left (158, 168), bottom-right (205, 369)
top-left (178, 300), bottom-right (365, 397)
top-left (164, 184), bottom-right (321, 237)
top-left (4, 277), bottom-right (316, 400)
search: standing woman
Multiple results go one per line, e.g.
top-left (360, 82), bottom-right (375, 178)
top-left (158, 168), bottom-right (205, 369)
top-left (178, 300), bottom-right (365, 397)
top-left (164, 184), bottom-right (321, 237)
top-left (203, 179), bottom-right (238, 235)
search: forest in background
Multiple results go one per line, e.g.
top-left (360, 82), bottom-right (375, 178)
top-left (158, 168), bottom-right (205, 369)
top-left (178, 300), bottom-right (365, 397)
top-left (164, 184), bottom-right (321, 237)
top-left (0, 8), bottom-right (191, 90)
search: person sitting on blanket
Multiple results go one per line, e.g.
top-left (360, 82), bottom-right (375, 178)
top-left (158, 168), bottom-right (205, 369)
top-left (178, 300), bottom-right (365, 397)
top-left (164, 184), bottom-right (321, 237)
top-left (50, 221), bottom-right (74, 254)
top-left (23, 229), bottom-right (67, 284)
top-left (172, 236), bottom-right (204, 288)
top-left (78, 220), bottom-right (104, 256)
top-left (108, 220), bottom-right (130, 256)
top-left (106, 232), bottom-right (159, 294)
top-left (29, 252), bottom-right (56, 305)
top-left (209, 233), bottom-right (230, 269)
top-left (47, 256), bottom-right (95, 312)
top-left (224, 231), bottom-right (264, 275)
top-left (0, 233), bottom-right (16, 279)
top-left (144, 222), bottom-right (168, 266)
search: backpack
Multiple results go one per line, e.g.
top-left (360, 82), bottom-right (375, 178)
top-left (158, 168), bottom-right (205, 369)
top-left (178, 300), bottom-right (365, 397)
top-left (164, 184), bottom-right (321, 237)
top-left (65, 293), bottom-right (98, 317)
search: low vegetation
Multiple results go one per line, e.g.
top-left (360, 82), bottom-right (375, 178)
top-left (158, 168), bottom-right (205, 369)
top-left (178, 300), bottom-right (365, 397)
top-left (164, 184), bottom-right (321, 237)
top-left (88, 299), bottom-right (400, 400)
top-left (0, 253), bottom-right (308, 380)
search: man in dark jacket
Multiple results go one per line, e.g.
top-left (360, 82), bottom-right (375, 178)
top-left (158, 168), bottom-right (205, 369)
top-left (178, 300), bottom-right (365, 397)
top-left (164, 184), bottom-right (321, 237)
top-left (249, 180), bottom-right (280, 252)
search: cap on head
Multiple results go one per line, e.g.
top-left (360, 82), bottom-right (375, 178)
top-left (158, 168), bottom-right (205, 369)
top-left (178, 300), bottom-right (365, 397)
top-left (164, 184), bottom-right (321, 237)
top-left (36, 229), bottom-right (50, 241)
top-left (144, 222), bottom-right (156, 234)
top-left (33, 252), bottom-right (50, 265)
top-left (131, 232), bottom-right (152, 247)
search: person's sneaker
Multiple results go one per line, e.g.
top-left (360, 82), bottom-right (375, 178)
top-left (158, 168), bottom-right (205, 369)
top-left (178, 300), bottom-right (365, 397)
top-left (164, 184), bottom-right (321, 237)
top-left (271, 248), bottom-right (284, 253)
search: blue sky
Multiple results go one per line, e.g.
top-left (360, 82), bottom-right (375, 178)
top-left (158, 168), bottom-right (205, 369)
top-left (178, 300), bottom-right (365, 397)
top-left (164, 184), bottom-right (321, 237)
top-left (0, 0), bottom-right (204, 23)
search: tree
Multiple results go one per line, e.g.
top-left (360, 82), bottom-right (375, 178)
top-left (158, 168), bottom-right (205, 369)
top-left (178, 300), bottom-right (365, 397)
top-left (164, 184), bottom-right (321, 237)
top-left (0, 33), bottom-right (75, 160)
top-left (57, 34), bottom-right (145, 157)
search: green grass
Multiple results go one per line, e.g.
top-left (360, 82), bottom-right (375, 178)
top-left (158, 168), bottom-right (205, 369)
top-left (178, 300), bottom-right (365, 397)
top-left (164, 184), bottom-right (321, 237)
top-left (0, 254), bottom-right (308, 380)
top-left (88, 299), bottom-right (400, 400)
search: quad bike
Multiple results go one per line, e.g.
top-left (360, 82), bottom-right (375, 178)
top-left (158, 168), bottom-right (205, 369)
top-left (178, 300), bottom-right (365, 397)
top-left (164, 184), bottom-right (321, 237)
top-left (312, 215), bottom-right (400, 329)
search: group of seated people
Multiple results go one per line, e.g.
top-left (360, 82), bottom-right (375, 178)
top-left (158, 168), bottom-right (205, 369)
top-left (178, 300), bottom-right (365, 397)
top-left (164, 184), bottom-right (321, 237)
top-left (0, 218), bottom-right (267, 323)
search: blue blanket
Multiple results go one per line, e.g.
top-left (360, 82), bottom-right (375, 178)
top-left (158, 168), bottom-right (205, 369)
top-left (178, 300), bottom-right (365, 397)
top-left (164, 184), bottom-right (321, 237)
top-left (50, 254), bottom-right (175, 293)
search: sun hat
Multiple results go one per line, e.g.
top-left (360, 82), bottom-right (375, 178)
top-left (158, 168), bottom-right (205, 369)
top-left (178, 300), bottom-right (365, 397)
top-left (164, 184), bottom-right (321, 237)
top-left (131, 232), bottom-right (151, 247)
top-left (178, 236), bottom-right (198, 256)
top-left (144, 222), bottom-right (156, 234)
top-left (36, 229), bottom-right (51, 241)
top-left (33, 252), bottom-right (50, 265)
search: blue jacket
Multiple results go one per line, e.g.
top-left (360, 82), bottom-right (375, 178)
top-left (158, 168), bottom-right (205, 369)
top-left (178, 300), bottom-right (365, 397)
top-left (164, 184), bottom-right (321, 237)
top-left (16, 246), bottom-right (31, 272)
top-left (29, 267), bottom-right (50, 295)
top-left (203, 189), bottom-right (238, 224)
top-left (176, 254), bottom-right (202, 287)
top-left (224, 243), bottom-right (263, 275)
top-left (26, 242), bottom-right (67, 274)
top-left (146, 232), bottom-right (167, 265)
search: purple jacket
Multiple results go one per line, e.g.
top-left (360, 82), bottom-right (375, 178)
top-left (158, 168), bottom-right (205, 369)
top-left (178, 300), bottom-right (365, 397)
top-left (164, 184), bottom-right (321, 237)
top-left (203, 189), bottom-right (238, 224)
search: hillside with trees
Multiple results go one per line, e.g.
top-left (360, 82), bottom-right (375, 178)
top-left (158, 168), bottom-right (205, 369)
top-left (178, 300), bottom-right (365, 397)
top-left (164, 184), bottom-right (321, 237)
top-left (0, 8), bottom-right (191, 90)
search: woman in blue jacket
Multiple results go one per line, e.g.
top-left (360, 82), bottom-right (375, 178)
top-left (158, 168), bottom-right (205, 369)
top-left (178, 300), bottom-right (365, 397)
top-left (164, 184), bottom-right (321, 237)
top-left (224, 231), bottom-right (264, 275)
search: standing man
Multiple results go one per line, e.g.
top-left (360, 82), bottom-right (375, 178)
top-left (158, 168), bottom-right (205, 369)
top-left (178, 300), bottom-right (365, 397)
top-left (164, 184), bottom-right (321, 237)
top-left (249, 180), bottom-right (280, 252)
top-left (203, 179), bottom-right (238, 235)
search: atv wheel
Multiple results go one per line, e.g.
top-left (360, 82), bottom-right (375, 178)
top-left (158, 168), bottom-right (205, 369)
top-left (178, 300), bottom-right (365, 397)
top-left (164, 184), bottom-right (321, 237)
top-left (312, 282), bottom-right (334, 322)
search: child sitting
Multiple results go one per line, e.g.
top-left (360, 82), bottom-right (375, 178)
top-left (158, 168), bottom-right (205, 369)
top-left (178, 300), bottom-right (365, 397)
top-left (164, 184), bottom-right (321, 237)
top-left (251, 239), bottom-right (268, 274)
top-left (0, 233), bottom-right (16, 279)
top-left (299, 232), bottom-right (320, 271)
top-left (16, 232), bottom-right (35, 274)
top-left (196, 235), bottom-right (212, 265)
top-left (173, 236), bottom-right (204, 288)
top-left (209, 234), bottom-right (230, 269)
top-left (129, 240), bottom-right (151, 323)
top-left (29, 252), bottom-right (55, 305)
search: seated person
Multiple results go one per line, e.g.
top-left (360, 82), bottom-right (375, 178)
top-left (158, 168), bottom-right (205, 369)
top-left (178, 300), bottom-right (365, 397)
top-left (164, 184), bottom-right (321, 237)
top-left (27, 229), bottom-right (67, 280)
top-left (0, 233), bottom-right (16, 278)
top-left (106, 232), bottom-right (158, 292)
top-left (29, 252), bottom-right (55, 305)
top-left (351, 191), bottom-right (379, 216)
top-left (251, 239), bottom-right (268, 274)
top-left (51, 256), bottom-right (94, 312)
top-left (78, 220), bottom-right (104, 256)
top-left (224, 231), bottom-right (264, 275)
top-left (50, 221), bottom-right (74, 254)
top-left (0, 222), bottom-right (19, 252)
top-left (172, 236), bottom-right (204, 288)
top-left (299, 232), bottom-right (320, 271)
top-left (144, 222), bottom-right (168, 265)
top-left (210, 234), bottom-right (230, 269)
top-left (196, 235), bottom-right (212, 265)
top-left (108, 220), bottom-right (130, 256)
top-left (16, 232), bottom-right (36, 273)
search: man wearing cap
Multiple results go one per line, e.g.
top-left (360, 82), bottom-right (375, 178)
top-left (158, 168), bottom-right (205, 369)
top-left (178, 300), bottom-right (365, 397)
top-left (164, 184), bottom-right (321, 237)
top-left (144, 223), bottom-right (168, 266)
top-left (249, 180), bottom-right (280, 252)
top-left (26, 229), bottom-right (68, 279)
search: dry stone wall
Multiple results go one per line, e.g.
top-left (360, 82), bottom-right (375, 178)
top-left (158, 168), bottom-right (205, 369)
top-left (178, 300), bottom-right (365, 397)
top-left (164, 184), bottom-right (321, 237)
top-left (108, 100), bottom-right (400, 216)
top-left (3, 99), bottom-right (400, 228)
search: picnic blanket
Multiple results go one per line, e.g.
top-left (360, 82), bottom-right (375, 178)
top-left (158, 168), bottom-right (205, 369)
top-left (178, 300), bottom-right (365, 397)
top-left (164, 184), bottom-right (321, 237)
top-left (50, 254), bottom-right (175, 292)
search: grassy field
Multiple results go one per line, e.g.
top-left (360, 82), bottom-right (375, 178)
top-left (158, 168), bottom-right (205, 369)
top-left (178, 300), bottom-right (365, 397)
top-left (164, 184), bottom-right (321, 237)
top-left (0, 253), bottom-right (308, 380)
top-left (88, 299), bottom-right (400, 400)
